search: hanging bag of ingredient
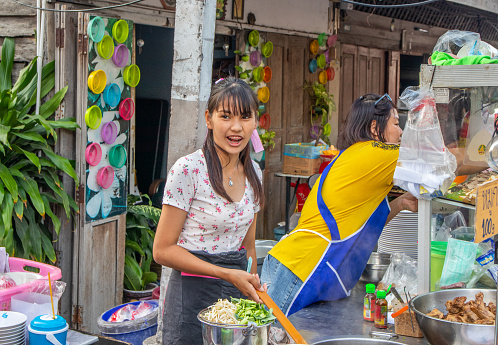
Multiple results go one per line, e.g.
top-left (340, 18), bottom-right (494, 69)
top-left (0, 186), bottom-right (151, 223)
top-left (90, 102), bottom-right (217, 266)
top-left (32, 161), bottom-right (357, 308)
top-left (394, 86), bottom-right (457, 199)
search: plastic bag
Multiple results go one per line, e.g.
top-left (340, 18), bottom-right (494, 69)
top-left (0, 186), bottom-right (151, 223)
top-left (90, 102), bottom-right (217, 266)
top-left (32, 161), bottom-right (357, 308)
top-left (433, 30), bottom-right (481, 56)
top-left (377, 253), bottom-right (417, 305)
top-left (26, 279), bottom-right (66, 300)
top-left (394, 86), bottom-right (457, 199)
top-left (109, 301), bottom-right (158, 322)
top-left (0, 274), bottom-right (16, 290)
top-left (434, 211), bottom-right (467, 242)
top-left (440, 238), bottom-right (478, 286)
top-left (476, 239), bottom-right (498, 287)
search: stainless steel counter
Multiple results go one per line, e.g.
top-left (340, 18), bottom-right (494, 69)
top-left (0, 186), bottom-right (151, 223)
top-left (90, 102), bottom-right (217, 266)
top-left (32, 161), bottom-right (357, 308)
top-left (287, 282), bottom-right (430, 345)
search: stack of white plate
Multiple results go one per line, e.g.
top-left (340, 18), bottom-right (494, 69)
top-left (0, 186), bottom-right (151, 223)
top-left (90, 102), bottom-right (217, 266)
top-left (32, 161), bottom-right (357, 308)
top-left (378, 210), bottom-right (418, 260)
top-left (0, 311), bottom-right (27, 344)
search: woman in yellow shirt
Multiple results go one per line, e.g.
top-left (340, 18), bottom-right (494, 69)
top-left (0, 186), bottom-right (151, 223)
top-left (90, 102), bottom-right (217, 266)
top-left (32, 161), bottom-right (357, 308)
top-left (261, 93), bottom-right (417, 316)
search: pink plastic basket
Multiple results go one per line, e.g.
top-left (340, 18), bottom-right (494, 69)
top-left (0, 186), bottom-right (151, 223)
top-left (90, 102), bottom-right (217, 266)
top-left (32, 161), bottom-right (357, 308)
top-left (0, 257), bottom-right (62, 311)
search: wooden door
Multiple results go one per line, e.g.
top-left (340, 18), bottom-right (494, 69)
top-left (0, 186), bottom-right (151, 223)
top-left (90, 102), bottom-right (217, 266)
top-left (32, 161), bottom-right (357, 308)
top-left (369, 48), bottom-right (386, 95)
top-left (339, 44), bottom-right (357, 133)
top-left (387, 51), bottom-right (401, 104)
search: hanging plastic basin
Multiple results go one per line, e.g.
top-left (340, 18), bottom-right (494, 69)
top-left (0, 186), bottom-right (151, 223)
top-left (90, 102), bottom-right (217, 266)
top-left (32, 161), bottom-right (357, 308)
top-left (97, 35), bottom-right (114, 60)
top-left (124, 64), bottom-right (141, 87)
top-left (262, 41), bottom-right (273, 58)
top-left (323, 123), bottom-right (331, 136)
top-left (103, 83), bottom-right (121, 108)
top-left (250, 50), bottom-right (262, 67)
top-left (248, 30), bottom-right (259, 47)
top-left (112, 44), bottom-right (129, 67)
top-left (326, 67), bottom-right (335, 81)
top-left (431, 241), bottom-right (448, 291)
top-left (119, 98), bottom-right (135, 120)
top-left (319, 70), bottom-right (328, 84)
top-left (263, 66), bottom-right (272, 83)
top-left (85, 106), bottom-right (102, 129)
top-left (317, 54), bottom-right (326, 69)
top-left (109, 145), bottom-right (127, 168)
top-left (253, 67), bottom-right (263, 83)
top-left (101, 121), bottom-right (118, 145)
top-left (98, 300), bottom-right (159, 345)
top-left (85, 143), bottom-right (102, 166)
top-left (87, 16), bottom-right (105, 42)
top-left (112, 20), bottom-right (129, 44)
top-left (97, 166), bottom-right (115, 189)
top-left (309, 59), bottom-right (317, 73)
top-left (310, 39), bottom-right (319, 55)
top-left (327, 34), bottom-right (337, 47)
top-left (258, 87), bottom-right (270, 103)
top-left (318, 32), bottom-right (327, 47)
top-left (259, 113), bottom-right (270, 130)
top-left (87, 69), bottom-right (106, 94)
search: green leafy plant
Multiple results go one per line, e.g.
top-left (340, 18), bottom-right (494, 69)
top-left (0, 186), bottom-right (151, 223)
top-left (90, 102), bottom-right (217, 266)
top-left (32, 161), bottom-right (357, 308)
top-left (124, 194), bottom-right (161, 291)
top-left (259, 130), bottom-right (275, 149)
top-left (0, 37), bottom-right (79, 263)
top-left (303, 81), bottom-right (336, 145)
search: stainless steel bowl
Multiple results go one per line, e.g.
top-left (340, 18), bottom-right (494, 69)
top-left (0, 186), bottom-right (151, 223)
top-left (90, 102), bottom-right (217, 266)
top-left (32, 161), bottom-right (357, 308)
top-left (312, 338), bottom-right (406, 345)
top-left (409, 288), bottom-right (496, 345)
top-left (359, 252), bottom-right (391, 283)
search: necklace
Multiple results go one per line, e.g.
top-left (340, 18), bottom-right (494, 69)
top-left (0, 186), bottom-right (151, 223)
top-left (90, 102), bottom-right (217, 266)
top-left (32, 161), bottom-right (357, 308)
top-left (227, 159), bottom-right (239, 187)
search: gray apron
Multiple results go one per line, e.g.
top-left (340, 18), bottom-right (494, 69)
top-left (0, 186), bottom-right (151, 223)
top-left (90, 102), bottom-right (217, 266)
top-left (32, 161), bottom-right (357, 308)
top-left (162, 249), bottom-right (248, 345)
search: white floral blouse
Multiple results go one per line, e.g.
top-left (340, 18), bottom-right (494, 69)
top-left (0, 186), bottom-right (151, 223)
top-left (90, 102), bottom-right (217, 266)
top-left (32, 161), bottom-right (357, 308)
top-left (162, 149), bottom-right (262, 254)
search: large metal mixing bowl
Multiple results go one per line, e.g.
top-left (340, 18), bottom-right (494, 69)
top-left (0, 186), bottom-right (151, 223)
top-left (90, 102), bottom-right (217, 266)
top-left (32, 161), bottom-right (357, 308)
top-left (312, 338), bottom-right (406, 345)
top-left (409, 289), bottom-right (496, 345)
top-left (359, 252), bottom-right (391, 283)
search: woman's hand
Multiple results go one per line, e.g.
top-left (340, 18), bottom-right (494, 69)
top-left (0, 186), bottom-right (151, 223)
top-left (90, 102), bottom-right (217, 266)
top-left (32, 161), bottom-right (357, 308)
top-left (397, 192), bottom-right (418, 212)
top-left (225, 269), bottom-right (264, 303)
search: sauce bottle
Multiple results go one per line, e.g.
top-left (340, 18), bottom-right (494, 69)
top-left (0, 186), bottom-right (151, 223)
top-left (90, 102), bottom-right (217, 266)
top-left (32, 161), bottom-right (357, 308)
top-left (363, 283), bottom-right (376, 321)
top-left (374, 290), bottom-right (388, 329)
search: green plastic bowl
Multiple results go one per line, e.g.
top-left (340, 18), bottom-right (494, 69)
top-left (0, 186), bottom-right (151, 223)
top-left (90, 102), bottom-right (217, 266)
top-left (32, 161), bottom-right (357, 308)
top-left (248, 30), bottom-right (259, 47)
top-left (109, 144), bottom-right (127, 168)
top-left (123, 64), bottom-right (141, 87)
top-left (112, 20), bottom-right (129, 43)
top-left (97, 35), bottom-right (114, 60)
top-left (85, 105), bottom-right (102, 129)
top-left (262, 41), bottom-right (273, 58)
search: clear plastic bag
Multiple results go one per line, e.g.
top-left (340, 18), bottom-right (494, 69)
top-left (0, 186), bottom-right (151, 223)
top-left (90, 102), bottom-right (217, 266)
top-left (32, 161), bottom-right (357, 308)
top-left (25, 279), bottom-right (66, 300)
top-left (378, 253), bottom-right (417, 304)
top-left (433, 30), bottom-right (481, 56)
top-left (394, 86), bottom-right (457, 199)
top-left (434, 211), bottom-right (468, 242)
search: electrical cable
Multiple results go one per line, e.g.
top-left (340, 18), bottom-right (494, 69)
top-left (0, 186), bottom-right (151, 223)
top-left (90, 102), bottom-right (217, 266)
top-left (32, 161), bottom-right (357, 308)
top-left (9, 0), bottom-right (144, 12)
top-left (340, 0), bottom-right (439, 8)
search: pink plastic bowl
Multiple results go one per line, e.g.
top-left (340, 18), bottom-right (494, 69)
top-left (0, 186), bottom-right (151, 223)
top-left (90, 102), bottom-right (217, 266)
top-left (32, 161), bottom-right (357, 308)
top-left (85, 143), bottom-right (102, 166)
top-left (97, 166), bottom-right (115, 189)
top-left (119, 98), bottom-right (135, 120)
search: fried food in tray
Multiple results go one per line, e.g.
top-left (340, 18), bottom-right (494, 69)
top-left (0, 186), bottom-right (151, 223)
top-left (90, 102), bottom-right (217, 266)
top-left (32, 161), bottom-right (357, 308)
top-left (426, 292), bottom-right (496, 325)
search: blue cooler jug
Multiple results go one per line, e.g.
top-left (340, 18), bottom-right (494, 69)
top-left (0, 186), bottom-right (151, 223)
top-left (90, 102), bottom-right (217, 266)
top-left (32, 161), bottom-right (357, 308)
top-left (28, 314), bottom-right (68, 345)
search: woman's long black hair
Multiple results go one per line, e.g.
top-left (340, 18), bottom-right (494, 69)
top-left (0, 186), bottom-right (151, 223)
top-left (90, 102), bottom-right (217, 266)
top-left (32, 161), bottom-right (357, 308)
top-left (203, 77), bottom-right (264, 206)
top-left (337, 93), bottom-right (397, 150)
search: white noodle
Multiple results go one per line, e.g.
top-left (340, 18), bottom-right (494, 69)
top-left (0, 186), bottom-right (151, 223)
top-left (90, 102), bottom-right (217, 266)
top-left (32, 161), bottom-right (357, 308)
top-left (202, 299), bottom-right (239, 324)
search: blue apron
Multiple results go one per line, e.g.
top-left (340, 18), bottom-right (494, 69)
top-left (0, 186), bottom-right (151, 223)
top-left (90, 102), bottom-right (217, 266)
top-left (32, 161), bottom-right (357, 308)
top-left (286, 151), bottom-right (390, 316)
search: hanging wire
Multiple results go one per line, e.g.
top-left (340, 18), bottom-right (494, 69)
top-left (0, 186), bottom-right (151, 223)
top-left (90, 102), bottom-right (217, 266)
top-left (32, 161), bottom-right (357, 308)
top-left (340, 0), bottom-right (440, 8)
top-left (9, 0), bottom-right (144, 12)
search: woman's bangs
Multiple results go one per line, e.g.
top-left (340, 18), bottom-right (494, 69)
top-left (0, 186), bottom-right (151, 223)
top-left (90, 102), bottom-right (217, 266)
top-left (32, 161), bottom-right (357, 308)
top-left (218, 86), bottom-right (255, 117)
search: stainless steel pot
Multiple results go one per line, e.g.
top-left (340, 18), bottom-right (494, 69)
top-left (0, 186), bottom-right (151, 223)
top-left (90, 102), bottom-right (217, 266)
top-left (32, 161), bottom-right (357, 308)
top-left (359, 252), bottom-right (391, 283)
top-left (409, 288), bottom-right (496, 345)
top-left (197, 308), bottom-right (271, 345)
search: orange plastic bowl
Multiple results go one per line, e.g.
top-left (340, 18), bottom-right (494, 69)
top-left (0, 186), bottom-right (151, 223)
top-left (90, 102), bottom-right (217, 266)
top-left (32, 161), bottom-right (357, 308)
top-left (310, 40), bottom-right (319, 55)
top-left (263, 66), bottom-right (272, 83)
top-left (258, 87), bottom-right (270, 103)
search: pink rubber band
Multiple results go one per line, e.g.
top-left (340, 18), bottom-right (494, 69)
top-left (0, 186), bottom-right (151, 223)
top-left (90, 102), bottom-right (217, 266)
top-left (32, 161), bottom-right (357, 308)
top-left (181, 272), bottom-right (219, 279)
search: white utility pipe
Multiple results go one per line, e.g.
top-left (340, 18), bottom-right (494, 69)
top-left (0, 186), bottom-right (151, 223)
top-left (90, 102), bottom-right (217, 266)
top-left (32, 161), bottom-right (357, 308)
top-left (35, 0), bottom-right (45, 116)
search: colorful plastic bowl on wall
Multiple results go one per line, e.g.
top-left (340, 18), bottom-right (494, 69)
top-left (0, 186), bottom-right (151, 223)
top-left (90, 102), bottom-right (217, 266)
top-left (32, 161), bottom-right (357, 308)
top-left (318, 33), bottom-right (327, 47)
top-left (327, 34), bottom-right (337, 47)
top-left (309, 59), bottom-right (317, 73)
top-left (253, 67), bottom-right (263, 83)
top-left (112, 44), bottom-right (129, 67)
top-left (326, 67), bottom-right (335, 81)
top-left (103, 83), bottom-right (121, 108)
top-left (119, 98), bottom-right (135, 120)
top-left (248, 30), bottom-right (260, 47)
top-left (109, 144), bottom-right (127, 168)
top-left (324, 50), bottom-right (331, 63)
top-left (87, 69), bottom-right (106, 94)
top-left (319, 70), bottom-right (328, 84)
top-left (112, 20), bottom-right (129, 44)
top-left (258, 104), bottom-right (266, 114)
top-left (123, 64), bottom-right (140, 87)
top-left (323, 123), bottom-right (331, 136)
top-left (87, 16), bottom-right (105, 43)
top-left (262, 41), bottom-right (273, 58)
top-left (259, 113), bottom-right (270, 130)
top-left (97, 165), bottom-right (115, 189)
top-left (263, 66), bottom-right (272, 83)
top-left (310, 40), bottom-right (319, 55)
top-left (85, 143), bottom-right (102, 166)
top-left (250, 51), bottom-right (262, 67)
top-left (317, 54), bottom-right (326, 69)
top-left (258, 86), bottom-right (270, 103)
top-left (97, 35), bottom-right (114, 60)
top-left (101, 121), bottom-right (118, 144)
top-left (85, 105), bottom-right (102, 129)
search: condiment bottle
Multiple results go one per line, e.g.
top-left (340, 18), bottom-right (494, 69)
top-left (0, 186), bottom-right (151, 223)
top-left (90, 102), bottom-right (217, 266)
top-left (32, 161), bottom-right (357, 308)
top-left (363, 283), bottom-right (376, 321)
top-left (374, 290), bottom-right (388, 329)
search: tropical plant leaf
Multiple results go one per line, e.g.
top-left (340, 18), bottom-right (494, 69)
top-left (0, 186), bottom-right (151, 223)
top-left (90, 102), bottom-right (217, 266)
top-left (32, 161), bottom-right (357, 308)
top-left (12, 144), bottom-right (41, 172)
top-left (1, 228), bottom-right (14, 255)
top-left (141, 271), bottom-right (157, 289)
top-left (40, 146), bottom-right (78, 184)
top-left (14, 131), bottom-right (46, 144)
top-left (13, 216), bottom-right (30, 258)
top-left (12, 58), bottom-right (36, 94)
top-left (0, 163), bottom-right (18, 203)
top-left (0, 124), bottom-right (10, 149)
top-left (128, 205), bottom-right (161, 224)
top-left (24, 207), bottom-right (42, 261)
top-left (125, 239), bottom-right (145, 257)
top-left (19, 175), bottom-right (44, 216)
top-left (124, 254), bottom-right (142, 291)
top-left (13, 194), bottom-right (23, 220)
top-left (39, 86), bottom-right (67, 120)
top-left (0, 38), bottom-right (14, 93)
top-left (46, 118), bottom-right (80, 130)
top-left (25, 61), bottom-right (56, 109)
top-left (40, 229), bottom-right (56, 262)
top-left (1, 194), bottom-right (13, 232)
top-left (41, 194), bottom-right (61, 235)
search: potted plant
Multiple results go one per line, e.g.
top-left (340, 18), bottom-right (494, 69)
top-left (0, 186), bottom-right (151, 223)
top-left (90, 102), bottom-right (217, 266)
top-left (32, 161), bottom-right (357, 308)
top-left (0, 37), bottom-right (79, 263)
top-left (303, 81), bottom-right (336, 146)
top-left (123, 194), bottom-right (161, 299)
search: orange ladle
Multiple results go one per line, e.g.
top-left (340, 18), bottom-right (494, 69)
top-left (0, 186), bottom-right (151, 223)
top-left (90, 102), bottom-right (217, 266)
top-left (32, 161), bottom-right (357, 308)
top-left (256, 290), bottom-right (308, 344)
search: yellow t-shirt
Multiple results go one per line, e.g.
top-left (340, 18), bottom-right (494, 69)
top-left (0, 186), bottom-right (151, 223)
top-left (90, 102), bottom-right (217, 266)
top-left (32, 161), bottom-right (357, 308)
top-left (269, 141), bottom-right (399, 281)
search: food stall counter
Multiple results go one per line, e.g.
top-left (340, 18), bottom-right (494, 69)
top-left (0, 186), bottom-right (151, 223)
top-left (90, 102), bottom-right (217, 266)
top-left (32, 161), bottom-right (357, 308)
top-left (287, 282), bottom-right (429, 345)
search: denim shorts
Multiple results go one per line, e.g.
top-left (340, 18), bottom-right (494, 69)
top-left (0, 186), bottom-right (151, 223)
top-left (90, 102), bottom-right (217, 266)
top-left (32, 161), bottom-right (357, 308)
top-left (260, 254), bottom-right (303, 316)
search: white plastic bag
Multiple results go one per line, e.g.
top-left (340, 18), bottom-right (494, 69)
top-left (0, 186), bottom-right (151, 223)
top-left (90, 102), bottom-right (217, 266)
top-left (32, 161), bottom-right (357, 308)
top-left (394, 86), bottom-right (457, 199)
